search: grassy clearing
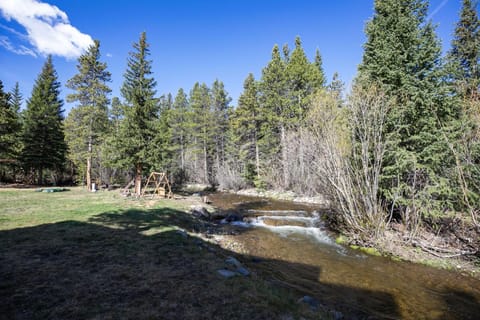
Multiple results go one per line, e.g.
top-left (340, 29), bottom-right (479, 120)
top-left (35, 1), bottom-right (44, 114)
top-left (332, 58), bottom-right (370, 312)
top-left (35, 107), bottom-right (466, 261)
top-left (0, 187), bottom-right (328, 319)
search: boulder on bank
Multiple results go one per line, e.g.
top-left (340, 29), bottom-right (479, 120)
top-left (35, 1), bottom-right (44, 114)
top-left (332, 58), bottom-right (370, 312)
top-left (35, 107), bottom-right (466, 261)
top-left (190, 206), bottom-right (211, 219)
top-left (217, 269), bottom-right (237, 278)
top-left (225, 256), bottom-right (243, 268)
top-left (219, 212), bottom-right (243, 224)
top-left (217, 256), bottom-right (250, 278)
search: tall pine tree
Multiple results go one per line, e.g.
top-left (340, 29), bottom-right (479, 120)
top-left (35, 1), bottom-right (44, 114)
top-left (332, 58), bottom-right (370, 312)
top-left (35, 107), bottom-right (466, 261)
top-left (358, 0), bottom-right (459, 220)
top-left (283, 37), bottom-right (326, 126)
top-left (0, 82), bottom-right (15, 159)
top-left (10, 82), bottom-right (22, 114)
top-left (152, 93), bottom-right (176, 177)
top-left (189, 82), bottom-right (214, 184)
top-left (232, 73), bottom-right (262, 183)
top-left (260, 44), bottom-right (288, 187)
top-left (211, 79), bottom-right (232, 179)
top-left (328, 72), bottom-right (345, 106)
top-left (65, 40), bottom-right (111, 189)
top-left (260, 38), bottom-right (325, 188)
top-left (448, 0), bottom-right (480, 216)
top-left (22, 56), bottom-right (67, 185)
top-left (449, 0), bottom-right (480, 98)
top-left (172, 88), bottom-right (189, 173)
top-left (116, 32), bottom-right (158, 195)
top-left (0, 80), bottom-right (21, 181)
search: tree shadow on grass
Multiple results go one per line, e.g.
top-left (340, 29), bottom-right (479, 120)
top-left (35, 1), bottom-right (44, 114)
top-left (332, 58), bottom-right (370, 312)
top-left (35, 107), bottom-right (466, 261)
top-left (0, 208), bottom-right (410, 319)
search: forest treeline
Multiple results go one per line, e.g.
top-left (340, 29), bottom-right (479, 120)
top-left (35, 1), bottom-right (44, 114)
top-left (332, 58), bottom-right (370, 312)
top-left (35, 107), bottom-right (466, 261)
top-left (1, 0), bottom-right (479, 240)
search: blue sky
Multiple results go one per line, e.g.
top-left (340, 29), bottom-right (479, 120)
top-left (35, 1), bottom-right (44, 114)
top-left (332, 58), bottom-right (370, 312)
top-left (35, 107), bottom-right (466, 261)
top-left (0, 0), bottom-right (471, 112)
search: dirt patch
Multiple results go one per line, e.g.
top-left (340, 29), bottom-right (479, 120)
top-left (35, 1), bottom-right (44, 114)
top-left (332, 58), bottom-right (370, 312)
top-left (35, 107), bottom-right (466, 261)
top-left (0, 183), bottom-right (41, 189)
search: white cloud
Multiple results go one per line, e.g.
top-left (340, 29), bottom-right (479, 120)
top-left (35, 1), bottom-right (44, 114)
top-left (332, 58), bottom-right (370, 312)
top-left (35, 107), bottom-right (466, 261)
top-left (0, 0), bottom-right (93, 59)
top-left (106, 53), bottom-right (113, 58)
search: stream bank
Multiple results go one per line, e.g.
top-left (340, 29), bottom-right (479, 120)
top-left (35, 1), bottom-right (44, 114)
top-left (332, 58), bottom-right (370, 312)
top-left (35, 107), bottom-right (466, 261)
top-left (218, 188), bottom-right (480, 279)
top-left (202, 192), bottom-right (480, 319)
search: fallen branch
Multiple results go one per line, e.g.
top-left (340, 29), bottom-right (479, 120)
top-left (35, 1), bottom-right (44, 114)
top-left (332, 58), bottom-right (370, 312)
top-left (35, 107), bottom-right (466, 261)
top-left (411, 239), bottom-right (477, 258)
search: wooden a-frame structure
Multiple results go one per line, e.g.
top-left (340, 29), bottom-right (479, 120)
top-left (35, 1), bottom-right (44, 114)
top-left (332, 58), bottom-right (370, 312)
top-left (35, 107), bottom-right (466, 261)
top-left (141, 172), bottom-right (173, 199)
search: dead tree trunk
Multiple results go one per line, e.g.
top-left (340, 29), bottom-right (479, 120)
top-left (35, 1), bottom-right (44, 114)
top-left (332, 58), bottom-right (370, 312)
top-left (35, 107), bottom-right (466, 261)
top-left (281, 124), bottom-right (288, 189)
top-left (255, 139), bottom-right (260, 179)
top-left (203, 140), bottom-right (208, 184)
top-left (86, 136), bottom-right (92, 191)
top-left (180, 134), bottom-right (185, 171)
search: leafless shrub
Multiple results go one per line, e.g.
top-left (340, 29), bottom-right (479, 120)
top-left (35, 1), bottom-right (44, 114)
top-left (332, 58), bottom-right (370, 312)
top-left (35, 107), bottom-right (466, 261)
top-left (306, 87), bottom-right (391, 241)
top-left (216, 162), bottom-right (248, 191)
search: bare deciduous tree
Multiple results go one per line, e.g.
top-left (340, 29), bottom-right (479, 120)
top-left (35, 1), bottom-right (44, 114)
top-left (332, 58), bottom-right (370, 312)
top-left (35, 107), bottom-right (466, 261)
top-left (306, 87), bottom-right (390, 241)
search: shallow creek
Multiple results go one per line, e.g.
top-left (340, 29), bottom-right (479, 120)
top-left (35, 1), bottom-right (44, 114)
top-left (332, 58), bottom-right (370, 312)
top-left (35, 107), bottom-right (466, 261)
top-left (208, 193), bottom-right (480, 319)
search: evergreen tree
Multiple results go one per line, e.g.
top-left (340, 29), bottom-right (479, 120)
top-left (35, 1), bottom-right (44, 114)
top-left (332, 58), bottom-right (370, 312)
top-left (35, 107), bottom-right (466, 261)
top-left (313, 48), bottom-right (327, 88)
top-left (232, 73), bottom-right (262, 183)
top-left (2, 82), bottom-right (23, 181)
top-left (282, 43), bottom-right (290, 63)
top-left (99, 96), bottom-right (123, 183)
top-left (328, 72), bottom-right (345, 106)
top-left (116, 32), bottom-right (158, 195)
top-left (285, 36), bottom-right (325, 125)
top-left (109, 97), bottom-right (124, 123)
top-left (211, 79), bottom-right (232, 178)
top-left (22, 56), bottom-right (67, 185)
top-left (0, 81), bottom-right (18, 161)
top-left (152, 93), bottom-right (176, 175)
top-left (260, 38), bottom-right (325, 188)
top-left (449, 0), bottom-right (480, 98)
top-left (260, 44), bottom-right (288, 186)
top-left (172, 88), bottom-right (189, 173)
top-left (189, 82), bottom-right (214, 184)
top-left (0, 80), bottom-right (21, 178)
top-left (11, 82), bottom-right (22, 113)
top-left (447, 0), bottom-right (480, 215)
top-left (65, 40), bottom-right (111, 189)
top-left (358, 0), bottom-right (459, 220)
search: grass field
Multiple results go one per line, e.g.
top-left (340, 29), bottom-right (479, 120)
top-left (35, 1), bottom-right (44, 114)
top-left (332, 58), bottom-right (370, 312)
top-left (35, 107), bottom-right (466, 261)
top-left (0, 187), bottom-right (327, 320)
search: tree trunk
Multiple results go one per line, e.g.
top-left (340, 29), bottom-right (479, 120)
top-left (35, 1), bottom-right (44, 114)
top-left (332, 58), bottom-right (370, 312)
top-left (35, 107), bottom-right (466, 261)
top-left (86, 135), bottom-right (92, 191)
top-left (255, 133), bottom-right (260, 179)
top-left (299, 130), bottom-right (305, 180)
top-left (203, 140), bottom-right (208, 184)
top-left (180, 134), bottom-right (185, 171)
top-left (38, 166), bottom-right (43, 185)
top-left (215, 142), bottom-right (220, 180)
top-left (134, 163), bottom-right (142, 196)
top-left (194, 136), bottom-right (198, 173)
top-left (281, 125), bottom-right (288, 189)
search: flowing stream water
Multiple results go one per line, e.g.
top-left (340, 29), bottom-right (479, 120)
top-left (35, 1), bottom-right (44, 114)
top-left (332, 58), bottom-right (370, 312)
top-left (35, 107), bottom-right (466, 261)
top-left (208, 193), bottom-right (480, 319)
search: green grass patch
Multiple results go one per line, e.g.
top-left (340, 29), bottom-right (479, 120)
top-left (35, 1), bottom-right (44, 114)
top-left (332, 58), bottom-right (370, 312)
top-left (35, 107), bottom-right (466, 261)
top-left (335, 235), bottom-right (347, 245)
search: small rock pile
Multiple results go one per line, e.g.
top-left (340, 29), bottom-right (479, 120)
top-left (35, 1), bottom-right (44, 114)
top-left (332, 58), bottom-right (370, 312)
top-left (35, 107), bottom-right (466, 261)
top-left (217, 256), bottom-right (250, 278)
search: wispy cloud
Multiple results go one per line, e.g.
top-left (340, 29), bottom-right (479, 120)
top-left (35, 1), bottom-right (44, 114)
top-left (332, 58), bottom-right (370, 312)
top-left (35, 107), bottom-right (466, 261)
top-left (0, 0), bottom-right (93, 59)
top-left (427, 0), bottom-right (449, 20)
top-left (106, 53), bottom-right (113, 58)
top-left (0, 35), bottom-right (37, 57)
